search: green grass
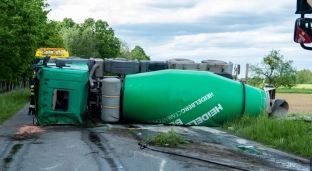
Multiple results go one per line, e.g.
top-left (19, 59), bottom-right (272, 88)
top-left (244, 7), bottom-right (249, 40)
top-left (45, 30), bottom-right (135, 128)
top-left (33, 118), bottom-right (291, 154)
top-left (145, 127), bottom-right (190, 147)
top-left (221, 113), bottom-right (312, 158)
top-left (276, 88), bottom-right (312, 94)
top-left (293, 84), bottom-right (312, 89)
top-left (0, 89), bottom-right (30, 124)
top-left (277, 84), bottom-right (312, 94)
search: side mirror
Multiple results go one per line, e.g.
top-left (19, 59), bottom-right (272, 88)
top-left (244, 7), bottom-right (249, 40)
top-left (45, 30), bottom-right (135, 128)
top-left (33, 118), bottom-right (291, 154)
top-left (294, 18), bottom-right (312, 43)
top-left (296, 0), bottom-right (312, 14)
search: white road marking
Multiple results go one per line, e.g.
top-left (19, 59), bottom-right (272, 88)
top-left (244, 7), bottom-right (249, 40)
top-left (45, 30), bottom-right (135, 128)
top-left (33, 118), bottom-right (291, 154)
top-left (134, 151), bottom-right (167, 171)
top-left (42, 164), bottom-right (60, 170)
top-left (159, 159), bottom-right (167, 171)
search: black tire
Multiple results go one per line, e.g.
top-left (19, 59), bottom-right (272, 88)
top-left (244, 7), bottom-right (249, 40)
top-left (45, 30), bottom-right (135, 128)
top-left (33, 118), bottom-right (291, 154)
top-left (112, 58), bottom-right (127, 61)
top-left (167, 58), bottom-right (195, 64)
top-left (201, 60), bottom-right (227, 64)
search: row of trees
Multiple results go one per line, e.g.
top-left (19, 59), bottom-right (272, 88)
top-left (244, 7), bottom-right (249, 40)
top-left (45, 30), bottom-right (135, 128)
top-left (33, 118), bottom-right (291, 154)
top-left (0, 0), bottom-right (149, 92)
top-left (59, 18), bottom-right (120, 58)
top-left (247, 50), bottom-right (312, 89)
top-left (295, 69), bottom-right (312, 84)
top-left (0, 0), bottom-right (52, 91)
top-left (58, 18), bottom-right (150, 60)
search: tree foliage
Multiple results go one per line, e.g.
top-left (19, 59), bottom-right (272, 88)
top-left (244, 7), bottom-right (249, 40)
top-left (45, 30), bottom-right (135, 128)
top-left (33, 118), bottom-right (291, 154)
top-left (296, 69), bottom-right (312, 84)
top-left (40, 20), bottom-right (64, 48)
top-left (131, 45), bottom-right (150, 60)
top-left (60, 25), bottom-right (81, 56)
top-left (0, 0), bottom-right (52, 88)
top-left (249, 50), bottom-right (296, 88)
top-left (117, 42), bottom-right (150, 61)
top-left (119, 40), bottom-right (131, 59)
top-left (60, 18), bottom-right (78, 29)
top-left (247, 76), bottom-right (265, 89)
top-left (59, 18), bottom-right (121, 59)
top-left (0, 3), bottom-right (150, 91)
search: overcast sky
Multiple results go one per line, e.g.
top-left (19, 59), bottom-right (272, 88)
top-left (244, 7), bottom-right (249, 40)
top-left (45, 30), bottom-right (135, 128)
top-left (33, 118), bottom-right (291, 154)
top-left (47, 0), bottom-right (312, 76)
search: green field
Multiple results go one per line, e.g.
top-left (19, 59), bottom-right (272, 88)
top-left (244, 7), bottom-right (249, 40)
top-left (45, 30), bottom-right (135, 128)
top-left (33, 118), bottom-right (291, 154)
top-left (277, 88), bottom-right (312, 94)
top-left (277, 84), bottom-right (312, 94)
top-left (293, 84), bottom-right (312, 89)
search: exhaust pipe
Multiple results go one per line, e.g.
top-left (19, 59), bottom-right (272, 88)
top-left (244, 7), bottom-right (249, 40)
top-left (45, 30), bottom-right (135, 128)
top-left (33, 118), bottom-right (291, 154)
top-left (264, 85), bottom-right (289, 117)
top-left (89, 63), bottom-right (100, 89)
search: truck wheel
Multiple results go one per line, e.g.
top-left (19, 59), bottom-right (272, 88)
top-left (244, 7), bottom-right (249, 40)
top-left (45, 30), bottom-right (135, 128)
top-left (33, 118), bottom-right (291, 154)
top-left (112, 58), bottom-right (127, 61)
top-left (201, 60), bottom-right (227, 64)
top-left (167, 58), bottom-right (195, 63)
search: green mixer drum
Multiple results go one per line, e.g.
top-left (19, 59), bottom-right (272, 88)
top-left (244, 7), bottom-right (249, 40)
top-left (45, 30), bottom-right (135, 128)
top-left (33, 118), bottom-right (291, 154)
top-left (122, 69), bottom-right (266, 126)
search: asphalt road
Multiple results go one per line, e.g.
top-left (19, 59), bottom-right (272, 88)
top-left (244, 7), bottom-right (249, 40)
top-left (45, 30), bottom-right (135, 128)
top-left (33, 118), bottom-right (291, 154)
top-left (0, 105), bottom-right (310, 171)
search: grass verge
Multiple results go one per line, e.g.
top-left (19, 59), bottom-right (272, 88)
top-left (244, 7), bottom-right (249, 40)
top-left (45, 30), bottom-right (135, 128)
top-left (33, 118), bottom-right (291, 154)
top-left (277, 88), bottom-right (312, 94)
top-left (221, 113), bottom-right (312, 158)
top-left (0, 89), bottom-right (30, 125)
top-left (144, 127), bottom-right (191, 148)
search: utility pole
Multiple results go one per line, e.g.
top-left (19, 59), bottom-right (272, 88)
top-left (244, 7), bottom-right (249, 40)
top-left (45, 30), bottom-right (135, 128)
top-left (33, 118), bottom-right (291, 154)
top-left (245, 63), bottom-right (249, 84)
top-left (235, 64), bottom-right (240, 81)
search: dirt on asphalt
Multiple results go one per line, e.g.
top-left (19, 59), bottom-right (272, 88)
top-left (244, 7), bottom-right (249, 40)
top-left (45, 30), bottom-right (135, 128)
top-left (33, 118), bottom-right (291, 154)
top-left (9, 125), bottom-right (44, 141)
top-left (103, 127), bottom-right (289, 171)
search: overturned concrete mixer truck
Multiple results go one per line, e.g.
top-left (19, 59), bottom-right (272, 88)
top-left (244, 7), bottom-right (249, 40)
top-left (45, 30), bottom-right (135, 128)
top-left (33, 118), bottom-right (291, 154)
top-left (28, 56), bottom-right (289, 126)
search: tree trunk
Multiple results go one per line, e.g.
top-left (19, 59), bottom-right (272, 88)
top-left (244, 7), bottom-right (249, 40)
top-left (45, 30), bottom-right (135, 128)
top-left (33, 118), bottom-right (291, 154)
top-left (6, 82), bottom-right (9, 92)
top-left (23, 78), bottom-right (26, 88)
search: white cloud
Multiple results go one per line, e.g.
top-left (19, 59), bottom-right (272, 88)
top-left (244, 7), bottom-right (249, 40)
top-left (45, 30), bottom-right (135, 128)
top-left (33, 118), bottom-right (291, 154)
top-left (46, 0), bottom-right (312, 76)
top-left (172, 26), bottom-right (291, 47)
top-left (47, 0), bottom-right (294, 24)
